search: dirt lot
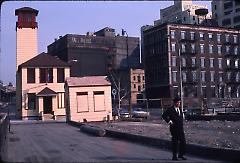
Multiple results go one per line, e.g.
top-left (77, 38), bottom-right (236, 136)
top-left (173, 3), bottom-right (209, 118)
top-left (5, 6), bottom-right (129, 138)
top-left (90, 119), bottom-right (240, 150)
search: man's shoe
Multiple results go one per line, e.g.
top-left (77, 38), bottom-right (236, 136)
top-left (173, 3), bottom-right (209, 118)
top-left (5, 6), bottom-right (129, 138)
top-left (178, 156), bottom-right (187, 160)
top-left (172, 156), bottom-right (178, 161)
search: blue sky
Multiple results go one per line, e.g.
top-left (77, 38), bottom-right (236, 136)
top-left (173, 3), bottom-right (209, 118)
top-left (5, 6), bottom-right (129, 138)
top-left (0, 1), bottom-right (211, 85)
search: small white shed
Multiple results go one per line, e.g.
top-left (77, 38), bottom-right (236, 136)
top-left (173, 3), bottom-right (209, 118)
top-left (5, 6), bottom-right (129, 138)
top-left (65, 76), bottom-right (112, 122)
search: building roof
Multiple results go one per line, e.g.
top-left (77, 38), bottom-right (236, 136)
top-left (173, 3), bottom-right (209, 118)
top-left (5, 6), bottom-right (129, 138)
top-left (15, 7), bottom-right (39, 15)
top-left (19, 53), bottom-right (70, 68)
top-left (66, 76), bottom-right (111, 87)
top-left (37, 87), bottom-right (57, 96)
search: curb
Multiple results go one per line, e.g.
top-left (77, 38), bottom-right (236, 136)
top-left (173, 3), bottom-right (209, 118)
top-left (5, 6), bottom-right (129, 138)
top-left (105, 129), bottom-right (240, 162)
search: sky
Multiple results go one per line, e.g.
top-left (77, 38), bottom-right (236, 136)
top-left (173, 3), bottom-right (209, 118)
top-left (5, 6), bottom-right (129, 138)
top-left (0, 1), bottom-right (211, 85)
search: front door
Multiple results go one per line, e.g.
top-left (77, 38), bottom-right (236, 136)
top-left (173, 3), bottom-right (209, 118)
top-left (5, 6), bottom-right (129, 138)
top-left (43, 96), bottom-right (52, 114)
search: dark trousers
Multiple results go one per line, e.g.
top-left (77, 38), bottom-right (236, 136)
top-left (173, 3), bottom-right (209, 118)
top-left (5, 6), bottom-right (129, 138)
top-left (171, 131), bottom-right (186, 157)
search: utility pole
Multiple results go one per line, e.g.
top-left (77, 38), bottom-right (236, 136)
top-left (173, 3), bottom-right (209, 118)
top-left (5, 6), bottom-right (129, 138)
top-left (178, 48), bottom-right (184, 112)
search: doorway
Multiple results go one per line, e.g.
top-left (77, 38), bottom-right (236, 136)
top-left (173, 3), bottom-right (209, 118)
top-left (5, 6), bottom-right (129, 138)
top-left (43, 96), bottom-right (52, 114)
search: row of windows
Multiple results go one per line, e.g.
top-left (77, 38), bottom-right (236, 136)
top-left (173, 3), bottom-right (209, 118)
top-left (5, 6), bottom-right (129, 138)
top-left (27, 68), bottom-right (65, 84)
top-left (172, 71), bottom-right (240, 83)
top-left (171, 43), bottom-right (239, 55)
top-left (172, 57), bottom-right (240, 69)
top-left (173, 86), bottom-right (240, 98)
top-left (132, 75), bottom-right (144, 82)
top-left (171, 30), bottom-right (239, 43)
top-left (133, 84), bottom-right (145, 92)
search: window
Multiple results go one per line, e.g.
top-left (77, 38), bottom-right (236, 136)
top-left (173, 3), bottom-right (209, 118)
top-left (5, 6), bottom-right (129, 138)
top-left (191, 57), bottom-right (196, 67)
top-left (142, 76), bottom-right (144, 81)
top-left (138, 86), bottom-right (141, 92)
top-left (224, 1), bottom-right (233, 10)
top-left (217, 45), bottom-right (222, 55)
top-left (133, 76), bottom-right (136, 81)
top-left (192, 71), bottom-right (197, 82)
top-left (200, 44), bottom-right (204, 54)
top-left (172, 57), bottom-right (176, 67)
top-left (236, 72), bottom-right (240, 82)
top-left (190, 32), bottom-right (195, 40)
top-left (219, 72), bottom-right (223, 82)
top-left (137, 76), bottom-right (141, 82)
top-left (234, 47), bottom-right (238, 55)
top-left (222, 18), bottom-right (231, 26)
top-left (191, 43), bottom-right (195, 53)
top-left (57, 68), bottom-right (65, 83)
top-left (171, 43), bottom-right (176, 52)
top-left (27, 93), bottom-right (36, 110)
top-left (182, 71), bottom-right (187, 82)
top-left (93, 91), bottom-right (105, 112)
top-left (234, 15), bottom-right (240, 23)
top-left (181, 31), bottom-right (186, 39)
top-left (211, 86), bottom-right (216, 98)
top-left (134, 84), bottom-right (136, 88)
top-left (171, 30), bottom-right (175, 39)
top-left (182, 57), bottom-right (186, 67)
top-left (217, 34), bottom-right (221, 42)
top-left (210, 71), bottom-right (215, 82)
top-left (227, 59), bottom-right (231, 67)
top-left (40, 68), bottom-right (53, 83)
top-left (57, 92), bottom-right (65, 108)
top-left (234, 35), bottom-right (238, 43)
top-left (199, 32), bottom-right (204, 40)
top-left (227, 72), bottom-right (231, 81)
top-left (27, 68), bottom-right (35, 83)
top-left (172, 71), bottom-right (177, 82)
top-left (225, 34), bottom-right (230, 42)
top-left (218, 58), bottom-right (223, 69)
top-left (77, 92), bottom-right (89, 112)
top-left (201, 71), bottom-right (206, 82)
top-left (235, 59), bottom-right (239, 68)
top-left (226, 46), bottom-right (230, 54)
top-left (209, 45), bottom-right (213, 54)
top-left (208, 33), bottom-right (213, 39)
top-left (210, 58), bottom-right (214, 68)
top-left (201, 58), bottom-right (205, 68)
top-left (181, 43), bottom-right (186, 53)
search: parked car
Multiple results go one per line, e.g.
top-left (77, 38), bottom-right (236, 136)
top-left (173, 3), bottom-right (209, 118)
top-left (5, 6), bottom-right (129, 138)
top-left (132, 108), bottom-right (150, 119)
top-left (119, 108), bottom-right (130, 118)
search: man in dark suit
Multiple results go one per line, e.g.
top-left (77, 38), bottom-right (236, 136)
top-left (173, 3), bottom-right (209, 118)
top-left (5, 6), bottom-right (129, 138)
top-left (162, 97), bottom-right (187, 161)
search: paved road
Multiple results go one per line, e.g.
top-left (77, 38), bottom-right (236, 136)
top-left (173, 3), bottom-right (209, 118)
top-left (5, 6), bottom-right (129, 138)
top-left (7, 122), bottom-right (221, 162)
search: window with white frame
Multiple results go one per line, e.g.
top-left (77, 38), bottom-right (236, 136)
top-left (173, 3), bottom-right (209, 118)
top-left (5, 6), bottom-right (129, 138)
top-left (234, 46), bottom-right (238, 55)
top-left (57, 92), bottom-right (65, 108)
top-left (217, 34), bottom-right (221, 42)
top-left (226, 46), bottom-right (230, 54)
top-left (172, 56), bottom-right (176, 67)
top-left (234, 35), bottom-right (237, 43)
top-left (201, 71), bottom-right (206, 82)
top-left (225, 34), bottom-right (230, 42)
top-left (227, 59), bottom-right (231, 67)
top-left (181, 43), bottom-right (186, 53)
top-left (227, 86), bottom-right (231, 98)
top-left (218, 58), bottom-right (223, 69)
top-left (210, 58), bottom-right (214, 68)
top-left (191, 43), bottom-right (195, 53)
top-left (209, 45), bottom-right (213, 54)
top-left (210, 71), bottom-right (215, 82)
top-left (191, 57), bottom-right (196, 67)
top-left (181, 31), bottom-right (186, 39)
top-left (217, 45), bottom-right (222, 55)
top-left (201, 58), bottom-right (205, 68)
top-left (235, 59), bottom-right (239, 68)
top-left (182, 57), bottom-right (186, 67)
top-left (190, 32), bottom-right (195, 40)
top-left (182, 71), bottom-right (187, 82)
top-left (171, 30), bottom-right (175, 39)
top-left (171, 43), bottom-right (176, 52)
top-left (200, 44), bottom-right (204, 53)
top-left (172, 71), bottom-right (177, 82)
top-left (208, 33), bottom-right (213, 39)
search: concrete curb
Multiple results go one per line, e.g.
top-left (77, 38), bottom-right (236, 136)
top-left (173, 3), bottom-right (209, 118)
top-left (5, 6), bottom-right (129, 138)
top-left (105, 129), bottom-right (240, 162)
top-left (67, 121), bottom-right (240, 161)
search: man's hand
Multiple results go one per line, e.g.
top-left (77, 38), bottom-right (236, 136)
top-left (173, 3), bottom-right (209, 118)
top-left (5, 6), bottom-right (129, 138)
top-left (168, 120), bottom-right (173, 125)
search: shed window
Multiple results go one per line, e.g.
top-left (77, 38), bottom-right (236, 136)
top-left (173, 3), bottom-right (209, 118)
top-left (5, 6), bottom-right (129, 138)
top-left (77, 92), bottom-right (89, 112)
top-left (93, 91), bottom-right (105, 112)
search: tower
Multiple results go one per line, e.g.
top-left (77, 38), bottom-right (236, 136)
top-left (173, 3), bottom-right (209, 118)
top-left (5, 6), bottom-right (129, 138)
top-left (15, 7), bottom-right (38, 70)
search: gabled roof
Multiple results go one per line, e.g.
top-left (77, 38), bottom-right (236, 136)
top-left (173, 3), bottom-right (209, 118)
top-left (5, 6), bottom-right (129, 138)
top-left (66, 76), bottom-right (111, 87)
top-left (15, 7), bottom-right (39, 15)
top-left (19, 53), bottom-right (70, 68)
top-left (37, 87), bottom-right (57, 96)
